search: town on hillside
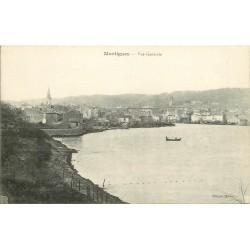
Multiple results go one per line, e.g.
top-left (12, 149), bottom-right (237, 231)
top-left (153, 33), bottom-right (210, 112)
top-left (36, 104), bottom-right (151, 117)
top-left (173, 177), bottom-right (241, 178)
top-left (15, 88), bottom-right (250, 136)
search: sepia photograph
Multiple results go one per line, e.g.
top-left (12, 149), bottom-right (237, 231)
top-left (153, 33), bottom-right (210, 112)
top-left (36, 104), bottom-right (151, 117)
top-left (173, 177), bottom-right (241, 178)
top-left (0, 46), bottom-right (249, 204)
top-left (2, 1), bottom-right (250, 250)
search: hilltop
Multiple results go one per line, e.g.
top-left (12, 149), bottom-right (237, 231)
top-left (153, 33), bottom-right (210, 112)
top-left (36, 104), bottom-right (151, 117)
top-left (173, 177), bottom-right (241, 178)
top-left (58, 88), bottom-right (250, 108)
top-left (12, 88), bottom-right (250, 108)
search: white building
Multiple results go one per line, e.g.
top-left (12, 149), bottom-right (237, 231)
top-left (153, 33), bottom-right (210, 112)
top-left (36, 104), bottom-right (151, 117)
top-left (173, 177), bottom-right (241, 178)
top-left (214, 115), bottom-right (225, 122)
top-left (119, 117), bottom-right (130, 124)
top-left (167, 114), bottom-right (180, 122)
top-left (191, 114), bottom-right (202, 123)
top-left (201, 114), bottom-right (226, 124)
top-left (202, 115), bottom-right (216, 122)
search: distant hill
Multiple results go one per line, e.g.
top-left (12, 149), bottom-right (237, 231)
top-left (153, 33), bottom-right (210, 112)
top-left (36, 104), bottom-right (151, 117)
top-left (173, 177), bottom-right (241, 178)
top-left (12, 88), bottom-right (250, 108)
top-left (56, 88), bottom-right (250, 108)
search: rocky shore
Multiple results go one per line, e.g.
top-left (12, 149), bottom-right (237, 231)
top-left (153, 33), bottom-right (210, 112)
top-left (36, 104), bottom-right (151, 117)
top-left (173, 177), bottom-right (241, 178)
top-left (42, 127), bottom-right (107, 137)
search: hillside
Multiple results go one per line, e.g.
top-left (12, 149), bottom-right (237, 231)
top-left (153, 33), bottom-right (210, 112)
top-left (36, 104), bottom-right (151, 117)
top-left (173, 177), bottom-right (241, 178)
top-left (15, 88), bottom-right (250, 108)
top-left (0, 103), bottom-right (124, 204)
top-left (57, 88), bottom-right (250, 108)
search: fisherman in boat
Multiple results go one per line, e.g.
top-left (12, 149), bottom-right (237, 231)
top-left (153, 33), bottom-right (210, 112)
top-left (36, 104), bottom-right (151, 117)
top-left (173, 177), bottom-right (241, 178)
top-left (166, 136), bottom-right (181, 141)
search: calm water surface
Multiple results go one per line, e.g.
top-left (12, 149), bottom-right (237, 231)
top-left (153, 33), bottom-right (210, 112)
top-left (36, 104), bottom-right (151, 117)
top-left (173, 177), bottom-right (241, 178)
top-left (57, 124), bottom-right (250, 203)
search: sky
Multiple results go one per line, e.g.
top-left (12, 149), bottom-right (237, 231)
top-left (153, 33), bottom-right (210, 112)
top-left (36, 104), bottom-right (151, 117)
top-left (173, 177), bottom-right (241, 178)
top-left (1, 46), bottom-right (249, 101)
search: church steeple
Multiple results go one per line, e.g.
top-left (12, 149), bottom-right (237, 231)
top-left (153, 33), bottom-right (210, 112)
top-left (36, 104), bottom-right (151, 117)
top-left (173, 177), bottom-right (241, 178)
top-left (46, 87), bottom-right (52, 107)
top-left (169, 96), bottom-right (174, 106)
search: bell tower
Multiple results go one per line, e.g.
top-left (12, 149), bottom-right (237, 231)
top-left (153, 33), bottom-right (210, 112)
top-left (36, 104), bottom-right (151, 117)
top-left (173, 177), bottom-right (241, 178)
top-left (169, 96), bottom-right (174, 106)
top-left (46, 87), bottom-right (52, 107)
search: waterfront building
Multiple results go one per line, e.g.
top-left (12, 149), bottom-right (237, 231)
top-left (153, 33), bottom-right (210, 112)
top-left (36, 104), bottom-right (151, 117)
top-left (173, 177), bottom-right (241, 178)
top-left (130, 115), bottom-right (141, 126)
top-left (43, 111), bottom-right (63, 124)
top-left (62, 110), bottom-right (83, 128)
top-left (201, 113), bottom-right (226, 124)
top-left (167, 114), bottom-right (180, 123)
top-left (97, 118), bottom-right (110, 127)
top-left (227, 115), bottom-right (241, 125)
top-left (119, 116), bottom-right (130, 124)
top-left (191, 113), bottom-right (202, 123)
top-left (180, 114), bottom-right (191, 123)
top-left (24, 106), bottom-right (59, 124)
top-left (239, 118), bottom-right (248, 126)
top-left (213, 114), bottom-right (226, 124)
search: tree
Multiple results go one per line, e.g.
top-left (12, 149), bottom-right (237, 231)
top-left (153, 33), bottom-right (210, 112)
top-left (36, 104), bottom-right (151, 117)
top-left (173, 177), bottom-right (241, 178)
top-left (219, 178), bottom-right (249, 204)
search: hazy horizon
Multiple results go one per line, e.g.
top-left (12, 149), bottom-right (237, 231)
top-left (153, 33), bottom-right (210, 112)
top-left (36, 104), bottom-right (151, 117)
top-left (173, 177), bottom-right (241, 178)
top-left (2, 87), bottom-right (250, 103)
top-left (1, 46), bottom-right (249, 101)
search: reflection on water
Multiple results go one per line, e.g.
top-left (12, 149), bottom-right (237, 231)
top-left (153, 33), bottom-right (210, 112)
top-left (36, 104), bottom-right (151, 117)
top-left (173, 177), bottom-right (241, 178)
top-left (57, 124), bottom-right (250, 203)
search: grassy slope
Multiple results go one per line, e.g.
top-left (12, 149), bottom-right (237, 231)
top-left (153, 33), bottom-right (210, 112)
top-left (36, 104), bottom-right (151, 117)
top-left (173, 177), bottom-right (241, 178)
top-left (0, 103), bottom-right (95, 203)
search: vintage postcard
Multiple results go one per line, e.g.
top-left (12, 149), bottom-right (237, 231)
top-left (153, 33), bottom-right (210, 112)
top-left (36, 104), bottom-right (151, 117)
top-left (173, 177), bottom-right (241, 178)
top-left (0, 46), bottom-right (249, 204)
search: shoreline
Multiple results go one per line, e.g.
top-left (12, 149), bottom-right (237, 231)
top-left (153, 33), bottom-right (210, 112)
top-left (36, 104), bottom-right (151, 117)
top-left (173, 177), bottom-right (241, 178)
top-left (44, 122), bottom-right (249, 203)
top-left (48, 136), bottom-right (126, 204)
top-left (42, 121), bottom-right (249, 138)
top-left (42, 123), bottom-right (176, 137)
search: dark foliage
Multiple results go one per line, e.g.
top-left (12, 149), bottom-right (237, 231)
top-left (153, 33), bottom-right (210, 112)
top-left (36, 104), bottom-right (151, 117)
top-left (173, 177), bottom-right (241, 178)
top-left (0, 103), bottom-right (91, 203)
top-left (1, 103), bottom-right (51, 168)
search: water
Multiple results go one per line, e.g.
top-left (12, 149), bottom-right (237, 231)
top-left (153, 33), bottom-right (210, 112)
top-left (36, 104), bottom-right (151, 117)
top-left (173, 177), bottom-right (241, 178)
top-left (57, 124), bottom-right (250, 203)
